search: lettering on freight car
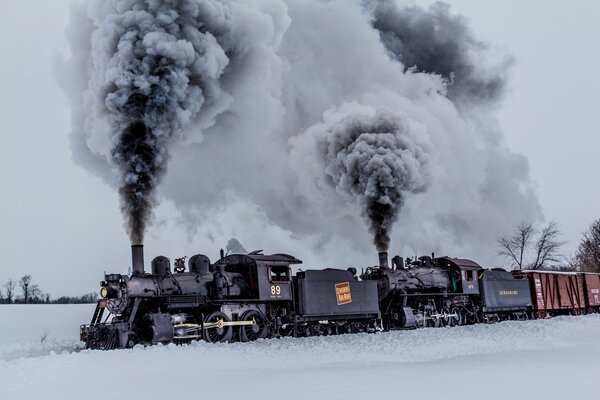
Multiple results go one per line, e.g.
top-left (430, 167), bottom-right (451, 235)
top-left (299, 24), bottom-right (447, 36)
top-left (535, 278), bottom-right (545, 308)
top-left (591, 289), bottom-right (600, 294)
top-left (335, 282), bottom-right (352, 305)
top-left (499, 290), bottom-right (519, 295)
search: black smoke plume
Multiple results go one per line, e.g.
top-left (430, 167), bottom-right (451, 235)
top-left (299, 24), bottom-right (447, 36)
top-left (112, 120), bottom-right (164, 245)
top-left (322, 109), bottom-right (430, 252)
top-left (71, 0), bottom-right (238, 243)
top-left (371, 1), bottom-right (511, 104)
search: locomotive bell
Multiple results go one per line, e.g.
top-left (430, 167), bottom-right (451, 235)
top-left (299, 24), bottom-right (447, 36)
top-left (132, 244), bottom-right (145, 275)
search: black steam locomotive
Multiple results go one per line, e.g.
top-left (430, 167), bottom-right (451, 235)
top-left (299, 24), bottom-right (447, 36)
top-left (81, 245), bottom-right (533, 349)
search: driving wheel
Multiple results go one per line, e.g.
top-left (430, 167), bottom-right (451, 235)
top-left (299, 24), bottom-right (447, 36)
top-left (203, 311), bottom-right (233, 343)
top-left (239, 310), bottom-right (268, 342)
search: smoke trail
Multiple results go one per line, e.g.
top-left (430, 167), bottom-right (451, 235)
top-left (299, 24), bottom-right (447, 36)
top-left (370, 1), bottom-right (511, 104)
top-left (60, 0), bottom-right (541, 267)
top-left (156, 1), bottom-right (538, 265)
top-left (60, 0), bottom-right (273, 243)
top-left (289, 104), bottom-right (432, 252)
top-left (101, 0), bottom-right (236, 243)
top-left (322, 109), bottom-right (431, 251)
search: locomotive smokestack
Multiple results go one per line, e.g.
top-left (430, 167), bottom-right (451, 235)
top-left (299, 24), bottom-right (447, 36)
top-left (132, 244), bottom-right (145, 275)
top-left (378, 252), bottom-right (389, 269)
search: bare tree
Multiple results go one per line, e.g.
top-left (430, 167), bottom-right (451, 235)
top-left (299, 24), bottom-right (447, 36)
top-left (497, 223), bottom-right (535, 269)
top-left (498, 221), bottom-right (565, 270)
top-left (4, 279), bottom-right (16, 304)
top-left (20, 275), bottom-right (32, 304)
top-left (575, 219), bottom-right (600, 273)
top-left (28, 284), bottom-right (42, 303)
top-left (530, 222), bottom-right (566, 270)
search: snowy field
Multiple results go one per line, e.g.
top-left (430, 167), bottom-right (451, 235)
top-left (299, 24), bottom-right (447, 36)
top-left (1, 305), bottom-right (599, 400)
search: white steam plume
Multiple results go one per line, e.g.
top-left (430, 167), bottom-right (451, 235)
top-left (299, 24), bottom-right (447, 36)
top-left (60, 0), bottom-right (541, 266)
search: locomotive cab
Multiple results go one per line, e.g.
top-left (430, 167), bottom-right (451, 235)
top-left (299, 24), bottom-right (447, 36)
top-left (248, 253), bottom-right (301, 302)
top-left (215, 252), bottom-right (301, 301)
top-left (436, 257), bottom-right (482, 295)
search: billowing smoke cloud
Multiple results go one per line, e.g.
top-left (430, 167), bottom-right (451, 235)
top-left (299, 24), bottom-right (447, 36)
top-left (317, 109), bottom-right (430, 251)
top-left (60, 0), bottom-right (287, 244)
top-left (100, 1), bottom-right (237, 243)
top-left (370, 1), bottom-right (511, 104)
top-left (60, 0), bottom-right (541, 267)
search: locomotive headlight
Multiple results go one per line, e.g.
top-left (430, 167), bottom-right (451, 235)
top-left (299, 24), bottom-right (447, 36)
top-left (100, 287), bottom-right (108, 298)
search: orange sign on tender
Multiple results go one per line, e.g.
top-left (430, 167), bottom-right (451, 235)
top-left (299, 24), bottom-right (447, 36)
top-left (335, 282), bottom-right (352, 305)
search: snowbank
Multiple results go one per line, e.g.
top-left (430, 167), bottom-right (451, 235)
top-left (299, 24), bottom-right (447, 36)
top-left (1, 305), bottom-right (599, 400)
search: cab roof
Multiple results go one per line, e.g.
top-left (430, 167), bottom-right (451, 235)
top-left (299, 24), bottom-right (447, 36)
top-left (437, 257), bottom-right (483, 270)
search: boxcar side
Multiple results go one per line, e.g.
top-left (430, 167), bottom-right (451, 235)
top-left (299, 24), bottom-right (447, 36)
top-left (514, 271), bottom-right (586, 317)
top-left (582, 273), bottom-right (600, 312)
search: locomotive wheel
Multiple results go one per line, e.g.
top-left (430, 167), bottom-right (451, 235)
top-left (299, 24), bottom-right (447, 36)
top-left (448, 307), bottom-right (463, 327)
top-left (239, 310), bottom-right (268, 342)
top-left (347, 322), bottom-right (365, 334)
top-left (203, 312), bottom-right (233, 343)
top-left (424, 310), bottom-right (438, 328)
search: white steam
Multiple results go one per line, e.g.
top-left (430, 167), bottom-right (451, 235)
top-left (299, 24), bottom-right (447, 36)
top-left (59, 0), bottom-right (541, 266)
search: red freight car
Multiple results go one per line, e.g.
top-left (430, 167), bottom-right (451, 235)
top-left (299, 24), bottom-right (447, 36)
top-left (513, 271), bottom-right (586, 318)
top-left (582, 273), bottom-right (600, 312)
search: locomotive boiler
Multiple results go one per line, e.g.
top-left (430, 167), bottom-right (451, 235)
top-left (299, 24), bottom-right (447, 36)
top-left (82, 245), bottom-right (303, 349)
top-left (361, 252), bottom-right (531, 329)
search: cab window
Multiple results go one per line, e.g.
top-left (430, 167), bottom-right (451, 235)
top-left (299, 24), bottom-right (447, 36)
top-left (269, 265), bottom-right (290, 282)
top-left (462, 270), bottom-right (475, 282)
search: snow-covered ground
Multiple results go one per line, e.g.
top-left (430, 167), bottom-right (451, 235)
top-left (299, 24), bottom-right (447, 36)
top-left (1, 305), bottom-right (599, 400)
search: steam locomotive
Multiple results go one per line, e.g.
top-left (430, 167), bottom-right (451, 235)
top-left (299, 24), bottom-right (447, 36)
top-left (81, 245), bottom-right (599, 349)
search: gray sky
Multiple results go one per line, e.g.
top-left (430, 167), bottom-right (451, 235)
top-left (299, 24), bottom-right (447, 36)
top-left (1, 0), bottom-right (599, 297)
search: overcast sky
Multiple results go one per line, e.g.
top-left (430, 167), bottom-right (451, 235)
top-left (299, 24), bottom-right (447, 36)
top-left (1, 0), bottom-right (599, 296)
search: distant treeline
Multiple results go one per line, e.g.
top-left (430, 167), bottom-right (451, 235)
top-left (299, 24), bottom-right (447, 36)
top-left (0, 293), bottom-right (98, 305)
top-left (0, 275), bottom-right (97, 304)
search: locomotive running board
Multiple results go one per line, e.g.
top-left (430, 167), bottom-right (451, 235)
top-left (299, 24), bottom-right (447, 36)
top-left (171, 319), bottom-right (257, 340)
top-left (175, 319), bottom-right (256, 331)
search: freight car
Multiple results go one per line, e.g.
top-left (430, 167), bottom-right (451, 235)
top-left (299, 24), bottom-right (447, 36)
top-left (513, 270), bottom-right (600, 318)
top-left (81, 245), bottom-right (549, 349)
